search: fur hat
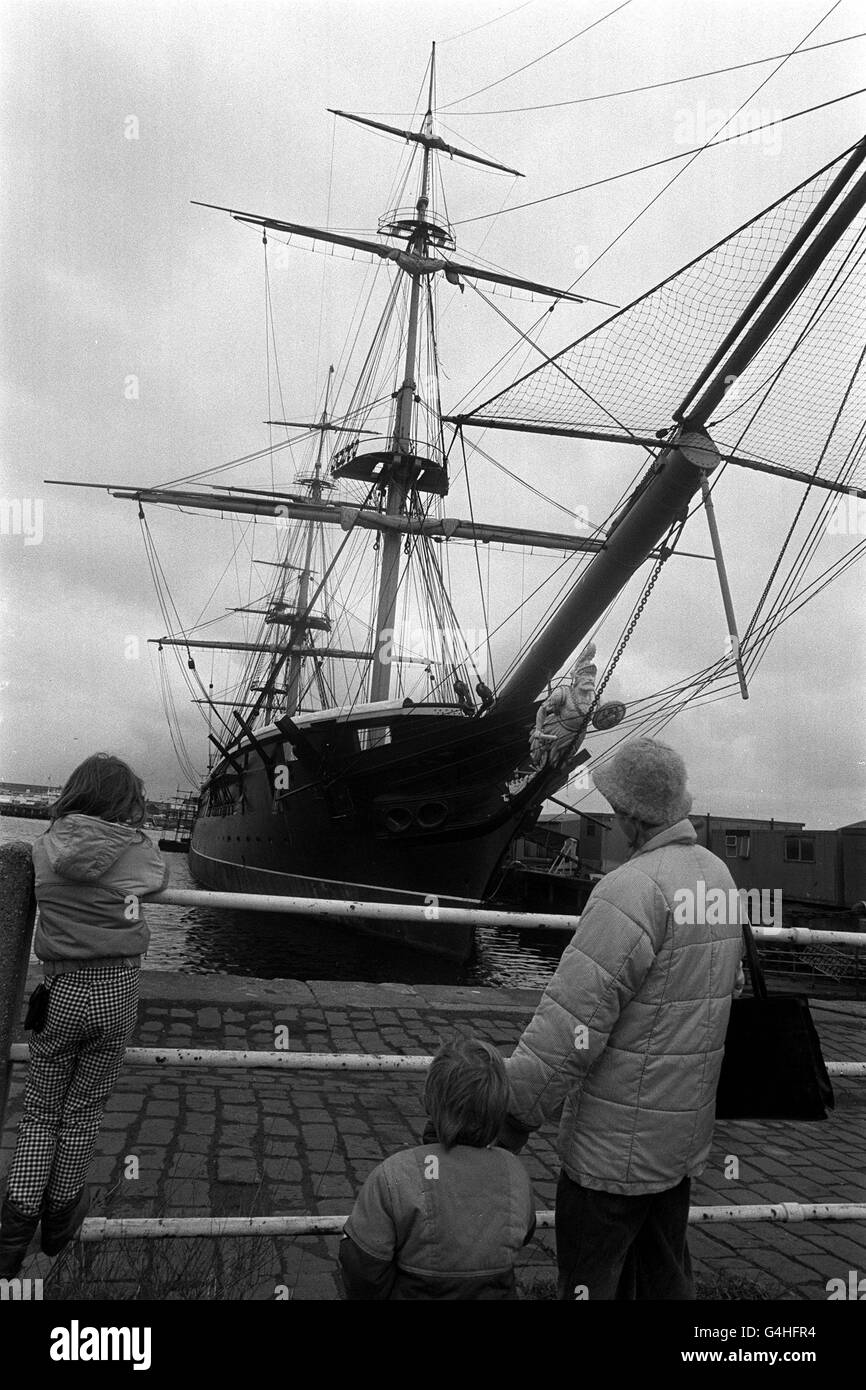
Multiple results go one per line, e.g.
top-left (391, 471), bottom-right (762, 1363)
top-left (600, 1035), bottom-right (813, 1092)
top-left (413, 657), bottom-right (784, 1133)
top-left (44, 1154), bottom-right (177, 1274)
top-left (592, 737), bottom-right (693, 826)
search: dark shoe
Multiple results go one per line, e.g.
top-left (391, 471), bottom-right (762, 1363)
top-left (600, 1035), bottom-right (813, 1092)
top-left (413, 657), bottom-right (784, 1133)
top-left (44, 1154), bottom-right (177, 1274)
top-left (40, 1188), bottom-right (90, 1256)
top-left (0, 1197), bottom-right (40, 1276)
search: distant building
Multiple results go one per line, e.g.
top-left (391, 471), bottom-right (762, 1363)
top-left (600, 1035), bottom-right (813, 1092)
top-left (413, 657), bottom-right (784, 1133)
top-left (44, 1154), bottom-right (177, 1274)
top-left (0, 781), bottom-right (61, 799)
top-left (512, 812), bottom-right (614, 875)
top-left (514, 810), bottom-right (866, 911)
top-left (691, 814), bottom-right (866, 909)
top-left (0, 781), bottom-right (62, 821)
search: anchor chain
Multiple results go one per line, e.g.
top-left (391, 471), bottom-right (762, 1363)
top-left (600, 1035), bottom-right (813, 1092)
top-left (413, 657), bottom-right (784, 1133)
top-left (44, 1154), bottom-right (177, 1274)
top-left (588, 519), bottom-right (683, 719)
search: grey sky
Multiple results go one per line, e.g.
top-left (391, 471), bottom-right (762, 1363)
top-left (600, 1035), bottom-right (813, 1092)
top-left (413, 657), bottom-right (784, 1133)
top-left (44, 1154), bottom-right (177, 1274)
top-left (1, 0), bottom-right (864, 826)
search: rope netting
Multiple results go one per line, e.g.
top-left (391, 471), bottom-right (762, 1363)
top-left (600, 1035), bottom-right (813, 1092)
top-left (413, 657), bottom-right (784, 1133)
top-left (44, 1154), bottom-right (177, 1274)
top-left (466, 147), bottom-right (866, 491)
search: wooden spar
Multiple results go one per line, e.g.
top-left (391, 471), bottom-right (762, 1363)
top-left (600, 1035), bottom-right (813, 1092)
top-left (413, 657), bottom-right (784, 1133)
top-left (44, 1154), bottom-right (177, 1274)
top-left (700, 475), bottom-right (749, 701)
top-left (442, 420), bottom-right (866, 500)
top-left (151, 638), bottom-right (376, 659)
top-left (207, 733), bottom-right (244, 774)
top-left (263, 421), bottom-right (378, 433)
top-left (231, 710), bottom-right (276, 773)
top-left (338, 506), bottom-right (607, 552)
top-left (496, 431), bottom-right (721, 711)
top-left (191, 207), bottom-right (599, 304)
top-left (495, 151), bottom-right (866, 712)
top-left (328, 108), bottom-right (526, 178)
top-left (101, 485), bottom-right (606, 553)
top-left (193, 699), bottom-right (267, 708)
top-left (152, 638), bottom-right (429, 664)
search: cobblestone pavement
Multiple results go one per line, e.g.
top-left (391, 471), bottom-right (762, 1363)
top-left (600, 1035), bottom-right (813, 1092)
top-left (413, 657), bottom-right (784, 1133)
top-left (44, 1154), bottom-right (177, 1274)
top-left (2, 971), bottom-right (864, 1301)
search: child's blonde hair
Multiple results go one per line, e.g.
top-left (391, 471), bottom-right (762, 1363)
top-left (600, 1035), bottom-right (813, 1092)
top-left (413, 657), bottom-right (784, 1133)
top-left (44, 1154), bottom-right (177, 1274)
top-left (423, 1037), bottom-right (509, 1150)
top-left (51, 753), bottom-right (147, 827)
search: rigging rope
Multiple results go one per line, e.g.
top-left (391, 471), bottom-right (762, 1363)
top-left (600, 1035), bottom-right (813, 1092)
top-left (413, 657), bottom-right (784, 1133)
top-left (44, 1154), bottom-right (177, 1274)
top-left (360, 30), bottom-right (865, 120)
top-left (438, 0), bottom-right (536, 46)
top-left (458, 427), bottom-right (495, 689)
top-left (440, 0), bottom-right (633, 109)
top-left (455, 88), bottom-right (864, 226)
top-left (441, 31), bottom-right (866, 114)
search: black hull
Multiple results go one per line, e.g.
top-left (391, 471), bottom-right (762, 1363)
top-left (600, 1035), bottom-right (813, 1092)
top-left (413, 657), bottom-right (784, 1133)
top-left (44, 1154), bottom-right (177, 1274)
top-left (187, 844), bottom-right (480, 960)
top-left (189, 703), bottom-right (557, 961)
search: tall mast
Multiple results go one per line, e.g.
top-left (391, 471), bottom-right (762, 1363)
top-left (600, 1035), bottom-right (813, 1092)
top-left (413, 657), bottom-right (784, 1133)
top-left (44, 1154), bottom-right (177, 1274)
top-left (185, 44), bottom-right (591, 718)
top-left (284, 365), bottom-right (333, 713)
top-left (368, 47), bottom-right (437, 705)
top-left (57, 49), bottom-right (611, 737)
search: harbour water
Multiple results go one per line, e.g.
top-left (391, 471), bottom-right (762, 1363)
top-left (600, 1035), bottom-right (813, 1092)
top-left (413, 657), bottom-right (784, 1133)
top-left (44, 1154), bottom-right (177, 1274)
top-left (0, 817), bottom-right (567, 987)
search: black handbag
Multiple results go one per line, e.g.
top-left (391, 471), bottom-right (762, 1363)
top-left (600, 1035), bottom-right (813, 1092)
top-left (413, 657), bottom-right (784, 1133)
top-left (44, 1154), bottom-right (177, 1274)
top-left (715, 919), bottom-right (834, 1121)
top-left (23, 980), bottom-right (51, 1033)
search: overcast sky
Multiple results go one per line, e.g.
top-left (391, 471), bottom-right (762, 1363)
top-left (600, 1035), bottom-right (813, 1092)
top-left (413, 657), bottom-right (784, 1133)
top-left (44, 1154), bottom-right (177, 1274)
top-left (1, 0), bottom-right (864, 826)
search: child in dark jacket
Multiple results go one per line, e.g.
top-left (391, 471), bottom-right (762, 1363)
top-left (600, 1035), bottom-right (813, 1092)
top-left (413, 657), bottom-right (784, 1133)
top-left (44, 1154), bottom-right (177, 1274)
top-left (339, 1037), bottom-right (535, 1300)
top-left (0, 754), bottom-right (169, 1275)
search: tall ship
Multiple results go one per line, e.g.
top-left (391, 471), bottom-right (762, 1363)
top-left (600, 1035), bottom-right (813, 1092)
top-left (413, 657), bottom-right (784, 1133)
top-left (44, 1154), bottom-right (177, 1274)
top-left (53, 47), bottom-right (866, 960)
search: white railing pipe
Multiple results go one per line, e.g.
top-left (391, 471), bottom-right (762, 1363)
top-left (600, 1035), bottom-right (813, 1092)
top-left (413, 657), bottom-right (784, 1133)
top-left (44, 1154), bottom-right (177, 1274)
top-left (8, 1046), bottom-right (864, 1076)
top-left (144, 887), bottom-right (866, 944)
top-left (77, 1202), bottom-right (866, 1241)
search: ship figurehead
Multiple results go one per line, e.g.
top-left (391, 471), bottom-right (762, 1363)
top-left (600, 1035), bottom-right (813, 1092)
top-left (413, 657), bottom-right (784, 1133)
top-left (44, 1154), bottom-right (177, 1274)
top-left (529, 642), bottom-right (626, 771)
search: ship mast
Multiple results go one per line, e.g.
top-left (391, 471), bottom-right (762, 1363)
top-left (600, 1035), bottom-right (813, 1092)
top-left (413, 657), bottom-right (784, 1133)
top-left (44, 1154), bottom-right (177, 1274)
top-left (183, 44), bottom-right (593, 715)
top-left (284, 364), bottom-right (334, 714)
top-left (367, 51), bottom-right (437, 704)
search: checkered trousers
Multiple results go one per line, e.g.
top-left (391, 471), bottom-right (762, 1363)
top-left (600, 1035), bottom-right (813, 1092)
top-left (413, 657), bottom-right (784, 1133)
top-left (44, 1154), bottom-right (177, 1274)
top-left (5, 966), bottom-right (139, 1215)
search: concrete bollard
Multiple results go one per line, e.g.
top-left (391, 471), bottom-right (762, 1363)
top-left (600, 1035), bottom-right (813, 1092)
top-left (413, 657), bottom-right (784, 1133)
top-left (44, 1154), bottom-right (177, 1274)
top-left (0, 841), bottom-right (36, 1131)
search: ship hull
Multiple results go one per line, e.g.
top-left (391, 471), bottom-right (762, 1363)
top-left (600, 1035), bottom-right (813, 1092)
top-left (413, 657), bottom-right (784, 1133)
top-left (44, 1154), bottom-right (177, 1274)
top-left (187, 840), bottom-right (483, 960)
top-left (188, 791), bottom-right (533, 962)
top-left (188, 702), bottom-right (552, 961)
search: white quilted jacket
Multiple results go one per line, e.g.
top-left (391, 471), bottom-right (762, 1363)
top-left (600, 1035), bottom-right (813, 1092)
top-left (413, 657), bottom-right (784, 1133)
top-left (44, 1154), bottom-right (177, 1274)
top-left (506, 819), bottom-right (744, 1194)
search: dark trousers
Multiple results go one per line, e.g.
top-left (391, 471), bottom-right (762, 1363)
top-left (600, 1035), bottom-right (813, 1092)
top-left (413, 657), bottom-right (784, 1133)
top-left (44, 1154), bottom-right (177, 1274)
top-left (555, 1171), bottom-right (694, 1300)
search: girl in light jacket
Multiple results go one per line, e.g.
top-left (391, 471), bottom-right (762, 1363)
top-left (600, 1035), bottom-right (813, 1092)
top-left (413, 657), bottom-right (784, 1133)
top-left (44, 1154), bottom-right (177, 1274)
top-left (0, 753), bottom-right (168, 1275)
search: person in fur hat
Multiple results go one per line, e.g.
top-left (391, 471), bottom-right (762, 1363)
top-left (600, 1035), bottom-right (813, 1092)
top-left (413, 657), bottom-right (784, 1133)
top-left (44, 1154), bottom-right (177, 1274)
top-left (499, 737), bottom-right (745, 1300)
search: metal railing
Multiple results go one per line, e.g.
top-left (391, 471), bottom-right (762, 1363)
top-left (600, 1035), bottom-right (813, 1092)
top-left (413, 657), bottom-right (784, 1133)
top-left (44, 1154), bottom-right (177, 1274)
top-left (147, 885), bottom-right (866, 944)
top-left (76, 1202), bottom-right (866, 1242)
